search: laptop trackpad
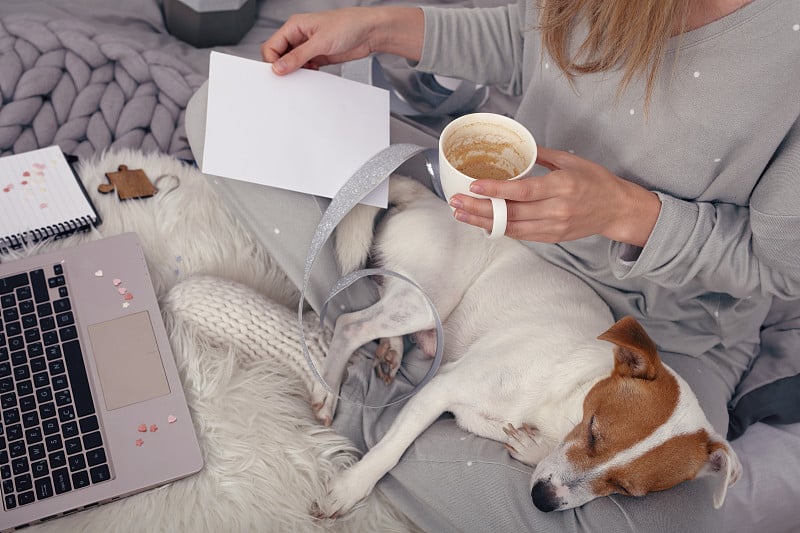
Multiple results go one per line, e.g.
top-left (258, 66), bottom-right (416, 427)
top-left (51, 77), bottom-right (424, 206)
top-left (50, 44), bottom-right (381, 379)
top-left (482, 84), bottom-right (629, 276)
top-left (87, 311), bottom-right (171, 410)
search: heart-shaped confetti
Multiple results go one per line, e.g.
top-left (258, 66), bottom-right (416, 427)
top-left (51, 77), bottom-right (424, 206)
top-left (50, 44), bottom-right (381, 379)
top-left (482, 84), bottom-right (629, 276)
top-left (94, 270), bottom-right (103, 277)
top-left (135, 438), bottom-right (144, 447)
top-left (137, 424), bottom-right (147, 432)
top-left (124, 292), bottom-right (133, 301)
top-left (113, 278), bottom-right (122, 286)
top-left (22, 171), bottom-right (30, 177)
top-left (149, 424), bottom-right (158, 432)
top-left (167, 415), bottom-right (177, 424)
top-left (118, 287), bottom-right (127, 294)
top-left (33, 163), bottom-right (46, 170)
top-left (122, 302), bottom-right (130, 309)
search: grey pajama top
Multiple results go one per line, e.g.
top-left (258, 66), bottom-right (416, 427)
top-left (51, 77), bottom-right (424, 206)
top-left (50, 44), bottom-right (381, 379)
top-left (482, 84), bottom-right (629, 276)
top-left (417, 0), bottom-right (800, 383)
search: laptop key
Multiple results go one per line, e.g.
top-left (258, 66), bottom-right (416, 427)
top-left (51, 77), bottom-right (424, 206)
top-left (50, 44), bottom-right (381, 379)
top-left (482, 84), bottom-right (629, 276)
top-left (17, 490), bottom-right (35, 506)
top-left (86, 448), bottom-right (106, 467)
top-left (48, 451), bottom-right (66, 470)
top-left (89, 464), bottom-right (110, 484)
top-left (52, 467), bottom-right (71, 494)
top-left (42, 419), bottom-right (59, 437)
top-left (71, 470), bottom-right (89, 489)
top-left (79, 415), bottom-right (99, 433)
top-left (0, 273), bottom-right (28, 296)
top-left (29, 270), bottom-right (48, 303)
top-left (62, 340), bottom-right (95, 417)
top-left (31, 460), bottom-right (49, 479)
top-left (68, 454), bottom-right (86, 473)
top-left (35, 476), bottom-right (54, 499)
top-left (14, 473), bottom-right (32, 492)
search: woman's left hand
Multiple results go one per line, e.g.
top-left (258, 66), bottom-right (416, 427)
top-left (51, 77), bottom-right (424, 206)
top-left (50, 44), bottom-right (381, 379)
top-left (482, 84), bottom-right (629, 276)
top-left (449, 146), bottom-right (662, 247)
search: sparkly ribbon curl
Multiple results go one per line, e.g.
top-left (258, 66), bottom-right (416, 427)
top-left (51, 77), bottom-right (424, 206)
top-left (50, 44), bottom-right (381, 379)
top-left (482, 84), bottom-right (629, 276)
top-left (298, 143), bottom-right (445, 408)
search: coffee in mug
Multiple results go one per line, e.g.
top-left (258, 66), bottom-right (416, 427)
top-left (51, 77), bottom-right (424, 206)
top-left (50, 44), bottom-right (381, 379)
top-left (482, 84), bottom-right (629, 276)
top-left (439, 113), bottom-right (537, 238)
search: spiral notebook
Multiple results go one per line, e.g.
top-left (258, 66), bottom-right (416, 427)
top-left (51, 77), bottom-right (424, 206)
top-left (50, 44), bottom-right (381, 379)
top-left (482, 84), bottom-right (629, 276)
top-left (0, 146), bottom-right (101, 251)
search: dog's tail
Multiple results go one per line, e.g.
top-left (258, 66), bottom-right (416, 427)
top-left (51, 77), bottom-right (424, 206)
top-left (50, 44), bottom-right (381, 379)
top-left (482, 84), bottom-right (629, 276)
top-left (334, 174), bottom-right (435, 273)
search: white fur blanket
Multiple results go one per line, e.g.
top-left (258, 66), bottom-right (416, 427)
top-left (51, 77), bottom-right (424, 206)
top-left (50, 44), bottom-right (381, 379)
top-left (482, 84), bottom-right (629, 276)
top-left (9, 149), bottom-right (418, 533)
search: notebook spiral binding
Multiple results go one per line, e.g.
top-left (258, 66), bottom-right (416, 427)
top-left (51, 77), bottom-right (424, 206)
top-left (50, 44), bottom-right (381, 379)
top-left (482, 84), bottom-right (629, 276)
top-left (1, 215), bottom-right (96, 252)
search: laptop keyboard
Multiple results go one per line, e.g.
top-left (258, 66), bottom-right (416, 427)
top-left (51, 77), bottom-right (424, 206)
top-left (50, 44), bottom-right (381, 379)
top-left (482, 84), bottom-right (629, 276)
top-left (0, 263), bottom-right (111, 510)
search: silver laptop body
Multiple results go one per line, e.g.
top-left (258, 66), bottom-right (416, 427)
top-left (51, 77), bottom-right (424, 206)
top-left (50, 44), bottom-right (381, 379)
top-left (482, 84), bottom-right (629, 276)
top-left (0, 232), bottom-right (203, 531)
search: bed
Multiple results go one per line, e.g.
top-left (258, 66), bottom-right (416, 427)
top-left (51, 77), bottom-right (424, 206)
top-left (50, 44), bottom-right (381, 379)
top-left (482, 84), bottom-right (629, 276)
top-left (0, 1), bottom-right (798, 532)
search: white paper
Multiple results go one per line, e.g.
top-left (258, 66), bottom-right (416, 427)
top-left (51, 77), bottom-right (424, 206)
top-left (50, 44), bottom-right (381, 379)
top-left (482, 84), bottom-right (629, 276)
top-left (202, 52), bottom-right (390, 207)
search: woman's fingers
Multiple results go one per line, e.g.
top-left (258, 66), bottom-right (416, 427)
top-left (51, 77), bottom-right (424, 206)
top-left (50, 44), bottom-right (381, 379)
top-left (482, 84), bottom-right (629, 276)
top-left (535, 145), bottom-right (586, 172)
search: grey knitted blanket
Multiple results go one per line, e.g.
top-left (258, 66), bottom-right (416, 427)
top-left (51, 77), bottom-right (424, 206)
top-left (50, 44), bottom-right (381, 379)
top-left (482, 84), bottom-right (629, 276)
top-left (0, 15), bottom-right (205, 160)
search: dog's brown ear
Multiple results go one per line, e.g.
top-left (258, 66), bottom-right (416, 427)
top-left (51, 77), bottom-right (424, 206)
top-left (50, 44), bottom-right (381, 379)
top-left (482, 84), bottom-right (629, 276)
top-left (597, 316), bottom-right (661, 380)
top-left (698, 437), bottom-right (742, 509)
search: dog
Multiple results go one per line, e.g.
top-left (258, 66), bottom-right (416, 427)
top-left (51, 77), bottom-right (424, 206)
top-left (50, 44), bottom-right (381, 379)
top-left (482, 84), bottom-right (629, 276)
top-left (310, 175), bottom-right (741, 517)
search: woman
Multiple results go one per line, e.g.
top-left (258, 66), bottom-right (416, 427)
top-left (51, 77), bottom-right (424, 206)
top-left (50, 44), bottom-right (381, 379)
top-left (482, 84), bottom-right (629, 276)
top-left (189, 1), bottom-right (800, 530)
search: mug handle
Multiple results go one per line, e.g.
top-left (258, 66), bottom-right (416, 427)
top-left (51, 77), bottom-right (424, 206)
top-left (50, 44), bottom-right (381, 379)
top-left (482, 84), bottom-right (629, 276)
top-left (488, 197), bottom-right (507, 239)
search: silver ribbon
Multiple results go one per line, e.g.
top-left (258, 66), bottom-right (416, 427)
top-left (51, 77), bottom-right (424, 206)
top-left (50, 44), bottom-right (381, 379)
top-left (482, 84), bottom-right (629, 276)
top-left (298, 143), bottom-right (446, 408)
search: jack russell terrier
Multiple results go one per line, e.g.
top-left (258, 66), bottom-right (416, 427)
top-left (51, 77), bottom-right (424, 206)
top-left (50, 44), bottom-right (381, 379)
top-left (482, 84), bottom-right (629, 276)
top-left (310, 175), bottom-right (741, 517)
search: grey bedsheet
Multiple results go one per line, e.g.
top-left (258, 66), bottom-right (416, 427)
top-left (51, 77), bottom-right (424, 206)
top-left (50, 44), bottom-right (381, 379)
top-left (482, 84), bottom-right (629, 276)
top-left (1, 1), bottom-right (798, 532)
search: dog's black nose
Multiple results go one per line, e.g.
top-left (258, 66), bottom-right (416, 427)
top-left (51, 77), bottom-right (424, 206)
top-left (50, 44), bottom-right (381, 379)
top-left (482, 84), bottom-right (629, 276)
top-left (531, 480), bottom-right (560, 513)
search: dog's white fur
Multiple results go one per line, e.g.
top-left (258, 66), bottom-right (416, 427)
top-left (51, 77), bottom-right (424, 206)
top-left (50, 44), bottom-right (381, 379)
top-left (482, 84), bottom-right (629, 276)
top-left (311, 176), bottom-right (741, 516)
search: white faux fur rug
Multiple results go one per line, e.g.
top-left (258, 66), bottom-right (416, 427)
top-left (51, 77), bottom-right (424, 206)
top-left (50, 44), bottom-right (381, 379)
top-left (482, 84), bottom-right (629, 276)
top-left (7, 149), bottom-right (419, 533)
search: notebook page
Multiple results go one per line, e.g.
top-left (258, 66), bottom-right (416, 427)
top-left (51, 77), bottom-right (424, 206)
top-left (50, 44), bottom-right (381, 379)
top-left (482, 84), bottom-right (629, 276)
top-left (0, 146), bottom-right (96, 239)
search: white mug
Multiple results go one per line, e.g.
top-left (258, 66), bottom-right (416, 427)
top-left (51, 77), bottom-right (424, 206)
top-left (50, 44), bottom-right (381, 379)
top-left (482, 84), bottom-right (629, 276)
top-left (439, 113), bottom-right (537, 238)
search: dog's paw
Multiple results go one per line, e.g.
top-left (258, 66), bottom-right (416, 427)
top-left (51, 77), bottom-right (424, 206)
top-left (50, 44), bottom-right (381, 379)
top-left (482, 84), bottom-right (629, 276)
top-left (374, 337), bottom-right (402, 384)
top-left (311, 472), bottom-right (371, 518)
top-left (503, 423), bottom-right (548, 466)
top-left (412, 329), bottom-right (438, 358)
top-left (309, 381), bottom-right (338, 426)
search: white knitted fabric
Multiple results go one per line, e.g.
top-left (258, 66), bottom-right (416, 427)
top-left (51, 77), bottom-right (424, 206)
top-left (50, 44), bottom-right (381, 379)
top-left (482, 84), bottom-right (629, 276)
top-left (164, 275), bottom-right (330, 397)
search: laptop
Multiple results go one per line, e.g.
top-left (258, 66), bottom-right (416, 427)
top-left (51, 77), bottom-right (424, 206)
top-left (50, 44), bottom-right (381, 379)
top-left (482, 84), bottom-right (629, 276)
top-left (0, 232), bottom-right (203, 531)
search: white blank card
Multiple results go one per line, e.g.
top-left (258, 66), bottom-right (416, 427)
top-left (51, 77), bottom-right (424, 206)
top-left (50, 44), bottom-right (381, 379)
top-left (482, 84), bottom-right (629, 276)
top-left (202, 52), bottom-right (390, 207)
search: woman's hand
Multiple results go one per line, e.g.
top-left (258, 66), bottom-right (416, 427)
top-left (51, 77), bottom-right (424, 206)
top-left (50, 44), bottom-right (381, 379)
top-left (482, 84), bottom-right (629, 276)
top-left (449, 147), bottom-right (662, 247)
top-left (261, 7), bottom-right (424, 75)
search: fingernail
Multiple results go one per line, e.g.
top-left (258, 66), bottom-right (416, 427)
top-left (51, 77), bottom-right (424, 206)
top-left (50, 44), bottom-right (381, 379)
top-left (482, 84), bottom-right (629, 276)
top-left (470, 184), bottom-right (484, 194)
top-left (454, 210), bottom-right (467, 222)
top-left (449, 198), bottom-right (463, 209)
top-left (273, 59), bottom-right (287, 74)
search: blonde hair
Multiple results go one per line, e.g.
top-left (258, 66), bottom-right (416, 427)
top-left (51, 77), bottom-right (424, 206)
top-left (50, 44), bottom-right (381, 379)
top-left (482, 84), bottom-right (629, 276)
top-left (538, 0), bottom-right (691, 108)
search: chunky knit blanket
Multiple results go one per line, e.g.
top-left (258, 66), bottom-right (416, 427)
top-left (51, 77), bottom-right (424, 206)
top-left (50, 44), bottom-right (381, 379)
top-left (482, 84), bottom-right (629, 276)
top-left (0, 15), bottom-right (205, 159)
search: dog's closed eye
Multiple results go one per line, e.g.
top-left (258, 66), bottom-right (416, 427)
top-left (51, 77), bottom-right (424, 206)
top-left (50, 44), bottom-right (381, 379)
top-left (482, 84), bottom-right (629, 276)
top-left (587, 414), bottom-right (599, 451)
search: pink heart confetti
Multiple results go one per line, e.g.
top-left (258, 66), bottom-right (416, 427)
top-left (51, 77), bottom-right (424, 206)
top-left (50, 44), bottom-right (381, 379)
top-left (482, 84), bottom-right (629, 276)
top-left (117, 287), bottom-right (127, 294)
top-left (33, 163), bottom-right (45, 170)
top-left (20, 180), bottom-right (27, 186)
top-left (113, 278), bottom-right (122, 286)
top-left (124, 292), bottom-right (133, 301)
top-left (135, 438), bottom-right (144, 447)
top-left (149, 424), bottom-right (158, 432)
top-left (22, 171), bottom-right (30, 177)
top-left (167, 415), bottom-right (177, 424)
top-left (137, 424), bottom-right (147, 432)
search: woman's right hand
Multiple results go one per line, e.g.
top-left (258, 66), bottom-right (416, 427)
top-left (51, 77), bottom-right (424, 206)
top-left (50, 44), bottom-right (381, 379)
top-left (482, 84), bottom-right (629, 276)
top-left (261, 7), bottom-right (424, 76)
